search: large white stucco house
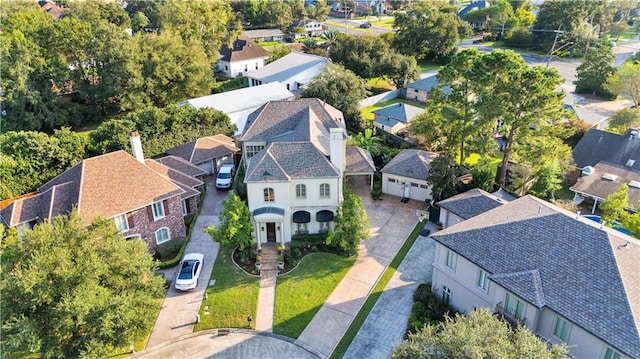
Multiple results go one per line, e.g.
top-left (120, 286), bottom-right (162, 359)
top-left (239, 98), bottom-right (374, 249)
top-left (217, 35), bottom-right (270, 78)
top-left (380, 149), bottom-right (437, 202)
top-left (430, 195), bottom-right (640, 359)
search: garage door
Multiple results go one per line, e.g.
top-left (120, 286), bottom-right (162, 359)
top-left (382, 175), bottom-right (405, 197)
top-left (198, 161), bottom-right (213, 175)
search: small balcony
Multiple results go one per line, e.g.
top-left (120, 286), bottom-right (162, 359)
top-left (494, 303), bottom-right (526, 329)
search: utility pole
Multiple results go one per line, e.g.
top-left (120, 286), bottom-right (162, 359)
top-left (546, 24), bottom-right (562, 67)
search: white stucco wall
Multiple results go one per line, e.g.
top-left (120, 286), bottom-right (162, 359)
top-left (438, 209), bottom-right (464, 229)
top-left (220, 58), bottom-right (267, 78)
top-left (381, 173), bottom-right (432, 201)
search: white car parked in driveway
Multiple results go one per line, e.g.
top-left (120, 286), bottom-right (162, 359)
top-left (215, 163), bottom-right (234, 189)
top-left (175, 253), bottom-right (204, 291)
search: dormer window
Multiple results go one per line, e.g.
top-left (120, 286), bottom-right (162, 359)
top-left (626, 159), bottom-right (635, 167)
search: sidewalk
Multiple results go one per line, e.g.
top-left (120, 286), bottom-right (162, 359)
top-left (296, 178), bottom-right (424, 357)
top-left (146, 179), bottom-right (227, 348)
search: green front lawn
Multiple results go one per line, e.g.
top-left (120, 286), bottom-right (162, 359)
top-left (361, 98), bottom-right (426, 123)
top-left (462, 153), bottom-right (502, 174)
top-left (417, 60), bottom-right (442, 72)
top-left (370, 18), bottom-right (394, 29)
top-left (274, 252), bottom-right (356, 338)
top-left (195, 246), bottom-right (261, 330)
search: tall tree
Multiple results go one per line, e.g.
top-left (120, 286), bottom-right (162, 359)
top-left (308, 0), bottom-right (330, 20)
top-left (607, 108), bottom-right (640, 135)
top-left (392, 309), bottom-right (569, 359)
top-left (601, 184), bottom-right (631, 224)
top-left (604, 62), bottom-right (640, 106)
top-left (206, 192), bottom-right (254, 251)
top-left (393, 2), bottom-right (471, 61)
top-left (575, 41), bottom-right (616, 99)
top-left (301, 63), bottom-right (369, 131)
top-left (531, 0), bottom-right (599, 53)
top-left (1, 212), bottom-right (165, 358)
top-left (476, 50), bottom-right (565, 187)
top-left (426, 153), bottom-right (465, 202)
top-left (264, 0), bottom-right (294, 30)
top-left (326, 185), bottom-right (369, 255)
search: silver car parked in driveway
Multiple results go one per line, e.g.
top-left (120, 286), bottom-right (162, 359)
top-left (175, 253), bottom-right (204, 291)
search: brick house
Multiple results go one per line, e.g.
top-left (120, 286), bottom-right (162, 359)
top-left (0, 132), bottom-right (204, 252)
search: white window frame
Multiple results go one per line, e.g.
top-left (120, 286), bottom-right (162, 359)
top-left (442, 285), bottom-right (451, 305)
top-left (125, 234), bottom-right (142, 241)
top-left (477, 269), bottom-right (489, 291)
top-left (604, 347), bottom-right (622, 359)
top-left (505, 293), bottom-right (525, 320)
top-left (152, 201), bottom-right (165, 221)
top-left (319, 183), bottom-right (330, 199)
top-left (445, 250), bottom-right (457, 270)
top-left (296, 184), bottom-right (307, 199)
top-left (264, 187), bottom-right (275, 202)
top-left (181, 199), bottom-right (188, 215)
top-left (155, 227), bottom-right (170, 245)
top-left (553, 316), bottom-right (570, 341)
top-left (388, 178), bottom-right (397, 183)
top-left (245, 145), bottom-right (265, 158)
top-left (114, 214), bottom-right (128, 232)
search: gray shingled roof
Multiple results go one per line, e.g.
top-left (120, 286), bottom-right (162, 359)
top-left (240, 98), bottom-right (346, 155)
top-left (570, 162), bottom-right (640, 210)
top-left (372, 103), bottom-right (424, 124)
top-left (345, 146), bottom-right (375, 174)
top-left (406, 75), bottom-right (452, 95)
top-left (245, 142), bottom-right (338, 182)
top-left (246, 52), bottom-right (329, 84)
top-left (437, 188), bottom-right (506, 220)
top-left (165, 135), bottom-right (238, 165)
top-left (573, 128), bottom-right (640, 170)
top-left (432, 196), bottom-right (640, 358)
top-left (380, 149), bottom-right (438, 180)
top-left (242, 29), bottom-right (285, 39)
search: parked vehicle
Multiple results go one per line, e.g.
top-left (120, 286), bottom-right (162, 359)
top-left (215, 163), bottom-right (234, 189)
top-left (359, 22), bottom-right (371, 28)
top-left (175, 253), bottom-right (204, 291)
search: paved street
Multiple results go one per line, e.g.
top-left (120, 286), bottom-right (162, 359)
top-left (146, 179), bottom-right (229, 349)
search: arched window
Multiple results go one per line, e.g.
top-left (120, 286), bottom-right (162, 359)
top-left (155, 227), bottom-right (170, 245)
top-left (295, 184), bottom-right (306, 199)
top-left (264, 187), bottom-right (275, 202)
top-left (319, 183), bottom-right (330, 198)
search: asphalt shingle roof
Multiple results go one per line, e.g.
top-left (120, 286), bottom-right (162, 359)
top-left (570, 162), bottom-right (640, 210)
top-left (380, 149), bottom-right (438, 180)
top-left (573, 128), bottom-right (640, 170)
top-left (166, 135), bottom-right (238, 166)
top-left (245, 142), bottom-right (338, 182)
top-left (372, 103), bottom-right (424, 124)
top-left (345, 146), bottom-right (375, 174)
top-left (437, 188), bottom-right (507, 220)
top-left (432, 196), bottom-right (640, 358)
top-left (155, 156), bottom-right (206, 178)
top-left (219, 35), bottom-right (269, 62)
top-left (242, 29), bottom-right (284, 39)
top-left (406, 75), bottom-right (452, 95)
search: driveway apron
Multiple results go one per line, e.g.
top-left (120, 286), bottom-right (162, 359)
top-left (146, 178), bottom-right (228, 349)
top-left (296, 177), bottom-right (424, 358)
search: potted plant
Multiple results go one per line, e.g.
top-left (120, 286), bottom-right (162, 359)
top-left (277, 255), bottom-right (284, 270)
top-left (436, 221), bottom-right (443, 230)
top-left (256, 254), bottom-right (262, 270)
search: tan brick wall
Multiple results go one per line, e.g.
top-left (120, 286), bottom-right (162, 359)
top-left (121, 196), bottom-right (186, 252)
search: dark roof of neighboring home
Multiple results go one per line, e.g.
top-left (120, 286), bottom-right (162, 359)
top-left (345, 146), bottom-right (375, 175)
top-left (144, 160), bottom-right (203, 199)
top-left (219, 35), bottom-right (269, 62)
top-left (245, 52), bottom-right (329, 84)
top-left (155, 156), bottom-right (207, 178)
top-left (570, 162), bottom-right (640, 210)
top-left (572, 128), bottom-right (640, 170)
top-left (1, 151), bottom-right (184, 226)
top-left (492, 188), bottom-right (518, 202)
top-left (458, 0), bottom-right (491, 17)
top-left (166, 135), bottom-right (238, 166)
top-left (245, 142), bottom-right (338, 182)
top-left (436, 188), bottom-right (507, 220)
top-left (380, 149), bottom-right (438, 180)
top-left (432, 195), bottom-right (640, 358)
top-left (240, 98), bottom-right (346, 156)
top-left (372, 103), bottom-right (423, 125)
top-left (406, 75), bottom-right (452, 95)
top-left (242, 29), bottom-right (284, 39)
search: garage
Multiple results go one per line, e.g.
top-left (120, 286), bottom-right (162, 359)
top-left (380, 149), bottom-right (437, 202)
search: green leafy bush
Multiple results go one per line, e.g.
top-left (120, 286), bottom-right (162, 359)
top-left (155, 239), bottom-right (184, 260)
top-left (406, 283), bottom-right (452, 334)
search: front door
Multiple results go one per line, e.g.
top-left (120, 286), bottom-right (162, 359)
top-left (266, 222), bottom-right (276, 242)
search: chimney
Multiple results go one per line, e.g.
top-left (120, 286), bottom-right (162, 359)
top-left (130, 131), bottom-right (145, 163)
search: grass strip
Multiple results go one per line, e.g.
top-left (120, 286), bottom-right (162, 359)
top-left (274, 252), bottom-right (356, 338)
top-left (330, 220), bottom-right (423, 359)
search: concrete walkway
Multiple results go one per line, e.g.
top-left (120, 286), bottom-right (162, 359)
top-left (255, 269), bottom-right (277, 332)
top-left (296, 178), bottom-right (425, 358)
top-left (146, 179), bottom-right (228, 349)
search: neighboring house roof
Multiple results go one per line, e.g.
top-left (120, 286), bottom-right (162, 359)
top-left (432, 195), bottom-right (640, 359)
top-left (183, 82), bottom-right (295, 115)
top-left (144, 159), bottom-right (204, 199)
top-left (491, 188), bottom-right (517, 202)
top-left (436, 188), bottom-right (507, 220)
top-left (570, 162), bottom-right (640, 210)
top-left (242, 29), bottom-right (285, 39)
top-left (345, 146), bottom-right (375, 175)
top-left (380, 149), bottom-right (438, 180)
top-left (240, 98), bottom-right (346, 156)
top-left (458, 0), bottom-right (491, 17)
top-left (38, 0), bottom-right (64, 19)
top-left (219, 35), bottom-right (269, 62)
top-left (245, 142), bottom-right (339, 182)
top-left (1, 151), bottom-right (184, 226)
top-left (246, 52), bottom-right (329, 84)
top-left (572, 128), bottom-right (640, 170)
top-left (155, 155), bottom-right (207, 178)
top-left (166, 135), bottom-right (238, 166)
top-left (406, 74), bottom-right (452, 95)
top-left (372, 103), bottom-right (423, 125)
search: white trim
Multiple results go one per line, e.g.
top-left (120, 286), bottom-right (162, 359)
top-left (155, 227), bottom-right (171, 245)
top-left (152, 201), bottom-right (165, 221)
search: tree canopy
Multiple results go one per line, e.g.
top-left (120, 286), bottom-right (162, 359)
top-left (1, 212), bottom-right (165, 358)
top-left (606, 108), bottom-right (640, 135)
top-left (301, 63), bottom-right (369, 131)
top-left (392, 308), bottom-right (570, 359)
top-left (575, 41), bottom-right (616, 99)
top-left (326, 185), bottom-right (369, 255)
top-left (206, 192), bottom-right (254, 251)
top-left (604, 62), bottom-right (640, 106)
top-left (426, 153), bottom-right (467, 202)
